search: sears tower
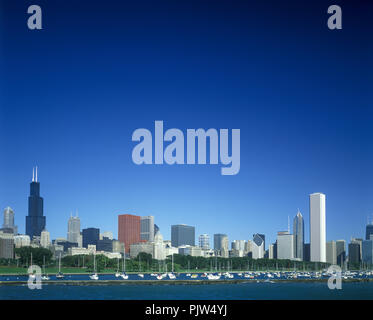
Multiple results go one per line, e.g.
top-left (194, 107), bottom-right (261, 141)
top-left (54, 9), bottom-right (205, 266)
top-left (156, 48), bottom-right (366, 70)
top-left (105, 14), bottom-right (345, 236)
top-left (26, 167), bottom-right (46, 239)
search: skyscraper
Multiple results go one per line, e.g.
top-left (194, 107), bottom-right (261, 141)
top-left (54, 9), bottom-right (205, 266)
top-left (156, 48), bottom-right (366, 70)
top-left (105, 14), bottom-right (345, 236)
top-left (253, 233), bottom-right (265, 251)
top-left (310, 193), bottom-right (326, 263)
top-left (67, 213), bottom-right (81, 244)
top-left (2, 207), bottom-right (17, 235)
top-left (366, 222), bottom-right (373, 240)
top-left (304, 243), bottom-right (310, 262)
top-left (82, 228), bottom-right (100, 248)
top-left (362, 240), bottom-right (373, 265)
top-left (214, 234), bottom-right (227, 251)
top-left (348, 242), bottom-right (361, 264)
top-left (118, 214), bottom-right (141, 253)
top-left (213, 234), bottom-right (228, 257)
top-left (326, 241), bottom-right (337, 265)
top-left (199, 234), bottom-right (210, 250)
top-left (293, 210), bottom-right (304, 260)
top-left (350, 238), bottom-right (363, 262)
top-left (171, 225), bottom-right (195, 247)
top-left (336, 240), bottom-right (346, 266)
top-left (40, 229), bottom-right (51, 248)
top-left (276, 231), bottom-right (294, 260)
top-left (0, 231), bottom-right (14, 259)
top-left (252, 233), bottom-right (264, 259)
top-left (26, 167), bottom-right (46, 239)
top-left (140, 216), bottom-right (154, 242)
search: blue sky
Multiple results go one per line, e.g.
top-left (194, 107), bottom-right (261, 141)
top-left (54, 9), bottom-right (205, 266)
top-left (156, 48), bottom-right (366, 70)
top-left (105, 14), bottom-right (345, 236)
top-left (1, 0), bottom-right (372, 248)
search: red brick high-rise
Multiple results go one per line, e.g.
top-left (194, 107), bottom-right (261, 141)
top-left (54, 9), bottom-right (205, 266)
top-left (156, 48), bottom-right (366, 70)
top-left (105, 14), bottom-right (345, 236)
top-left (118, 214), bottom-right (141, 253)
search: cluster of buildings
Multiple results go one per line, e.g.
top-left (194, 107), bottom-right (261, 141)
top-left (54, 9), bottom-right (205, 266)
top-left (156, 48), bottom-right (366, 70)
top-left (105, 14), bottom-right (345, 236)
top-left (1, 168), bottom-right (373, 269)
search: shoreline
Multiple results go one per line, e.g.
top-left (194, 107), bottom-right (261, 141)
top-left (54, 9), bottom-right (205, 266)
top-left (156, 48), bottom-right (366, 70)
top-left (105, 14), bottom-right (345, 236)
top-left (1, 278), bottom-right (372, 286)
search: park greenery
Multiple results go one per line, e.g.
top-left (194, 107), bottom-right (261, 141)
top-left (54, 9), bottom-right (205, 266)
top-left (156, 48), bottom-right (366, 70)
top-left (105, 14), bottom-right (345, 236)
top-left (0, 247), bottom-right (351, 274)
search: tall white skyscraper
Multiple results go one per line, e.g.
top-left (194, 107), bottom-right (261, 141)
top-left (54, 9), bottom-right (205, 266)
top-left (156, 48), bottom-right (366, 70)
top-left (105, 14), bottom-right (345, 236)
top-left (67, 213), bottom-right (81, 244)
top-left (310, 193), bottom-right (326, 263)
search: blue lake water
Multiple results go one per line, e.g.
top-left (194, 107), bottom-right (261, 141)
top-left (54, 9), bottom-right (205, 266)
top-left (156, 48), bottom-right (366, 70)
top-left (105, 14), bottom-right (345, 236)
top-left (1, 281), bottom-right (373, 300)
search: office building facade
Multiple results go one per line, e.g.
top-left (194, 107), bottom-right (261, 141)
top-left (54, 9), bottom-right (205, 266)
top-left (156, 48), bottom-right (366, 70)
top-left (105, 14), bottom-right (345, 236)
top-left (67, 214), bottom-right (81, 244)
top-left (336, 240), bottom-right (346, 266)
top-left (118, 214), bottom-right (141, 253)
top-left (82, 227), bottom-right (100, 248)
top-left (277, 231), bottom-right (294, 260)
top-left (171, 224), bottom-right (195, 247)
top-left (198, 234), bottom-right (210, 250)
top-left (2, 207), bottom-right (17, 235)
top-left (362, 240), bottom-right (373, 265)
top-left (252, 233), bottom-right (264, 259)
top-left (141, 216), bottom-right (154, 242)
top-left (326, 241), bottom-right (337, 265)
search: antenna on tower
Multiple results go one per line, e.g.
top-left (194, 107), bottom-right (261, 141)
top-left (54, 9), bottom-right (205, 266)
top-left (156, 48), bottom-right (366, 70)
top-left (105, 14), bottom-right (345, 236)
top-left (32, 167), bottom-right (35, 182)
top-left (35, 166), bottom-right (38, 182)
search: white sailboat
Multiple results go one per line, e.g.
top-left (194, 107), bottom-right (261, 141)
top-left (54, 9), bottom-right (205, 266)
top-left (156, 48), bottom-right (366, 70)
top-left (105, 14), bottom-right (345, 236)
top-left (168, 254), bottom-right (176, 279)
top-left (120, 251), bottom-right (128, 279)
top-left (138, 254), bottom-right (144, 278)
top-left (89, 252), bottom-right (99, 280)
top-left (115, 257), bottom-right (121, 277)
top-left (41, 256), bottom-right (50, 281)
top-left (28, 252), bottom-right (36, 279)
top-left (56, 252), bottom-right (64, 279)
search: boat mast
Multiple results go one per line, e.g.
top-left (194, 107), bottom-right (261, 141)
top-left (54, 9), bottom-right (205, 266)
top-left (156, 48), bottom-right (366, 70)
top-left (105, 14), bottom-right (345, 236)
top-left (123, 249), bottom-right (126, 273)
top-left (59, 253), bottom-right (61, 273)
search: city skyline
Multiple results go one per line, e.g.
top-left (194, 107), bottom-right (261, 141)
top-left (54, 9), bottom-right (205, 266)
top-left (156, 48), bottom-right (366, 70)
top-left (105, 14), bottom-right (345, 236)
top-left (1, 167), bottom-right (372, 251)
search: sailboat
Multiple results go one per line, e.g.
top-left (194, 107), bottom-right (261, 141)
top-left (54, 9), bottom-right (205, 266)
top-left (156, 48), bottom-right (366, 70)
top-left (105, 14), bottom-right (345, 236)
top-left (115, 257), bottom-right (121, 277)
top-left (120, 250), bottom-right (128, 279)
top-left (56, 252), bottom-right (64, 279)
top-left (89, 252), bottom-right (99, 280)
top-left (168, 254), bottom-right (176, 279)
top-left (28, 252), bottom-right (36, 279)
top-left (138, 255), bottom-right (144, 278)
top-left (41, 256), bottom-right (50, 281)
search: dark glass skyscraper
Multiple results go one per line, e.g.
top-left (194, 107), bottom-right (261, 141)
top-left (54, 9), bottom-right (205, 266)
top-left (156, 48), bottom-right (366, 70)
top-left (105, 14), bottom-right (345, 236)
top-left (82, 228), bottom-right (100, 248)
top-left (25, 167), bottom-right (46, 239)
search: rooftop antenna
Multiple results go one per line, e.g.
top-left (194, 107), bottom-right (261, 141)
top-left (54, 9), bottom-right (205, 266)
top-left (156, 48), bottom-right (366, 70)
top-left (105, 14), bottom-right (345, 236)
top-left (32, 167), bottom-right (35, 182)
top-left (35, 166), bottom-right (38, 182)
